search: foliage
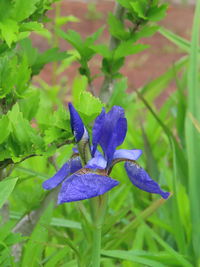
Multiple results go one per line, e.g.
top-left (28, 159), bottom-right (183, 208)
top-left (0, 0), bottom-right (199, 266)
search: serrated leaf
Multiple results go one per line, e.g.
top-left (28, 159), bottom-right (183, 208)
top-left (77, 91), bottom-right (104, 121)
top-left (19, 38), bottom-right (39, 66)
top-left (7, 103), bottom-right (44, 158)
top-left (19, 90), bottom-right (40, 120)
top-left (0, 115), bottom-right (10, 144)
top-left (0, 19), bottom-right (19, 47)
top-left (130, 1), bottom-right (147, 20)
top-left (72, 75), bottom-right (87, 106)
top-left (0, 177), bottom-right (18, 209)
top-left (0, 55), bottom-right (17, 98)
top-left (15, 56), bottom-right (31, 95)
top-left (13, 0), bottom-right (41, 22)
top-left (147, 4), bottom-right (168, 22)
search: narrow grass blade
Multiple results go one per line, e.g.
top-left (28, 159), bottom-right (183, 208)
top-left (159, 27), bottom-right (200, 53)
top-left (185, 0), bottom-right (200, 261)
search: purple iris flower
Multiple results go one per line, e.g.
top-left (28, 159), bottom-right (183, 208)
top-left (42, 103), bottom-right (170, 204)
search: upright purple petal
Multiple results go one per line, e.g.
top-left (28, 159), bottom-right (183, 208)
top-left (113, 149), bottom-right (142, 161)
top-left (92, 108), bottom-right (106, 156)
top-left (58, 172), bottom-right (119, 203)
top-left (42, 157), bottom-right (82, 190)
top-left (106, 117), bottom-right (127, 166)
top-left (85, 153), bottom-right (107, 169)
top-left (93, 106), bottom-right (127, 163)
top-left (68, 103), bottom-right (85, 142)
top-left (125, 161), bottom-right (170, 199)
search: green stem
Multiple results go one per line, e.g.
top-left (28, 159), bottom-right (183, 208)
top-left (91, 225), bottom-right (102, 267)
top-left (90, 194), bottom-right (108, 267)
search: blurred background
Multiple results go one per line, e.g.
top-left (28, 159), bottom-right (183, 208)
top-left (32, 0), bottom-right (194, 106)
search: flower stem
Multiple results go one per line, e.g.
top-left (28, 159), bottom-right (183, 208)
top-left (90, 194), bottom-right (108, 267)
top-left (91, 225), bottom-right (102, 267)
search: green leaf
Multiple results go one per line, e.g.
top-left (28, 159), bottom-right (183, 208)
top-left (147, 4), bottom-right (168, 22)
top-left (0, 115), bottom-right (10, 144)
top-left (0, 177), bottom-right (18, 209)
top-left (15, 56), bottom-right (31, 95)
top-left (114, 42), bottom-right (148, 59)
top-left (33, 48), bottom-right (69, 75)
top-left (90, 44), bottom-right (111, 58)
top-left (21, 202), bottom-right (54, 267)
top-left (0, 19), bottom-right (19, 47)
top-left (130, 1), bottom-right (147, 20)
top-left (185, 0), bottom-right (200, 259)
top-left (108, 13), bottom-right (129, 40)
top-left (19, 38), bottom-right (38, 66)
top-left (77, 91), bottom-right (104, 122)
top-left (116, 0), bottom-right (131, 9)
top-left (133, 25), bottom-right (159, 41)
top-left (19, 90), bottom-right (40, 120)
top-left (57, 29), bottom-right (84, 54)
top-left (44, 248), bottom-right (69, 267)
top-left (109, 78), bottom-right (133, 108)
top-left (13, 0), bottom-right (41, 22)
top-left (20, 22), bottom-right (50, 37)
top-left (7, 103), bottom-right (44, 160)
top-left (159, 27), bottom-right (200, 53)
top-left (101, 250), bottom-right (165, 267)
top-left (141, 56), bottom-right (188, 102)
top-left (0, 0), bottom-right (12, 21)
top-left (55, 15), bottom-right (79, 27)
top-left (72, 75), bottom-right (88, 106)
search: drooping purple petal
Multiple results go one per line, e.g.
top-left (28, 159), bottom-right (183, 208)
top-left (85, 153), bottom-right (107, 169)
top-left (125, 161), bottom-right (170, 199)
top-left (68, 102), bottom-right (85, 142)
top-left (42, 157), bottom-right (82, 190)
top-left (113, 149), bottom-right (142, 161)
top-left (92, 108), bottom-right (106, 156)
top-left (58, 172), bottom-right (119, 203)
top-left (93, 106), bottom-right (127, 163)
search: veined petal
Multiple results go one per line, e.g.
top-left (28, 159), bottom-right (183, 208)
top-left (113, 149), bottom-right (142, 161)
top-left (125, 161), bottom-right (170, 199)
top-left (92, 108), bottom-right (105, 156)
top-left (58, 173), bottom-right (119, 203)
top-left (42, 156), bottom-right (82, 190)
top-left (68, 102), bottom-right (86, 142)
top-left (95, 106), bottom-right (127, 163)
top-left (106, 117), bottom-right (127, 165)
top-left (85, 153), bottom-right (107, 169)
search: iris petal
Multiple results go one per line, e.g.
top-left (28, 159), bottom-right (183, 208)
top-left (58, 173), bottom-right (119, 203)
top-left (85, 153), bottom-right (107, 169)
top-left (106, 117), bottom-right (127, 165)
top-left (68, 103), bottom-right (85, 142)
top-left (125, 161), bottom-right (169, 199)
top-left (113, 149), bottom-right (142, 161)
top-left (93, 106), bottom-right (127, 163)
top-left (42, 157), bottom-right (82, 190)
top-left (92, 108), bottom-right (105, 156)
